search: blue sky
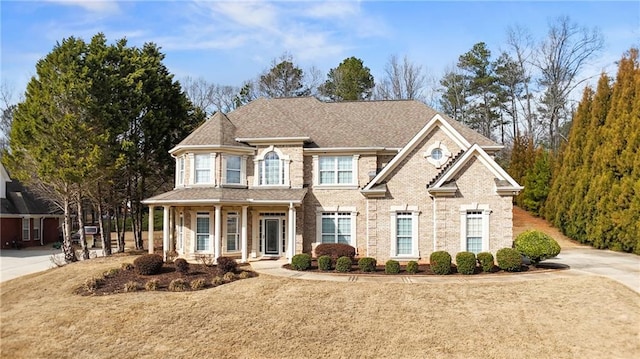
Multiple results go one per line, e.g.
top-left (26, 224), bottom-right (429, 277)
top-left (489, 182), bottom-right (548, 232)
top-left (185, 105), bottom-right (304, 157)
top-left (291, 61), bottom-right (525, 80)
top-left (1, 0), bottom-right (639, 101)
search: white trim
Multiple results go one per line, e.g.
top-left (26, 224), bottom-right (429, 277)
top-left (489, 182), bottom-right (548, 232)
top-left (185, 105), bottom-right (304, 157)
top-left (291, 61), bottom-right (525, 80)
top-left (193, 210), bottom-right (214, 254)
top-left (459, 204), bottom-right (491, 253)
top-left (389, 206), bottom-right (420, 259)
top-left (315, 207), bottom-right (357, 249)
top-left (254, 145), bottom-right (290, 187)
top-left (175, 155), bottom-right (185, 188)
top-left (221, 154), bottom-right (246, 186)
top-left (241, 206), bottom-right (248, 263)
top-left (170, 145), bottom-right (254, 155)
top-left (177, 212), bottom-right (184, 254)
top-left (424, 141), bottom-right (452, 168)
top-left (193, 153), bottom-right (216, 185)
top-left (235, 137), bottom-right (310, 145)
top-left (313, 154), bottom-right (359, 187)
top-left (304, 147), bottom-right (385, 154)
top-left (162, 206), bottom-right (170, 261)
top-left (22, 218), bottom-right (30, 241)
top-left (224, 211), bottom-right (240, 254)
top-left (214, 205), bottom-right (222, 260)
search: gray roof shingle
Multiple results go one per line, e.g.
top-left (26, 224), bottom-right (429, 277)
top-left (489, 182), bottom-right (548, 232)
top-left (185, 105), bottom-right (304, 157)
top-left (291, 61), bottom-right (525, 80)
top-left (143, 187), bottom-right (308, 204)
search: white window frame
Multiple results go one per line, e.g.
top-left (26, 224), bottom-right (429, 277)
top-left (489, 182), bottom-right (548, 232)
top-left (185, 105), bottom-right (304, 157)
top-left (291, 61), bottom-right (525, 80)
top-left (22, 218), bottom-right (30, 241)
top-left (175, 156), bottom-right (185, 187)
top-left (193, 211), bottom-right (213, 253)
top-left (177, 212), bottom-right (184, 254)
top-left (222, 154), bottom-right (246, 187)
top-left (225, 212), bottom-right (240, 253)
top-left (253, 146), bottom-right (290, 187)
top-left (315, 207), bottom-right (357, 247)
top-left (313, 155), bottom-right (359, 188)
top-left (33, 218), bottom-right (41, 241)
top-left (390, 206), bottom-right (420, 259)
top-left (193, 153), bottom-right (216, 185)
top-left (424, 141), bottom-right (452, 168)
top-left (459, 204), bottom-right (490, 254)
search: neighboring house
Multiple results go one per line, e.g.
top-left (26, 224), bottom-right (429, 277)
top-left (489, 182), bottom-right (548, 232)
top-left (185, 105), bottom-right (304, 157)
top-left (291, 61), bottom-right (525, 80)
top-left (0, 163), bottom-right (63, 249)
top-left (142, 97), bottom-right (522, 263)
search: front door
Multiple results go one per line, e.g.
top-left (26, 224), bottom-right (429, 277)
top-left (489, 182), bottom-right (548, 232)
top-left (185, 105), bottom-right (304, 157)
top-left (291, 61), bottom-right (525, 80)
top-left (264, 218), bottom-right (280, 255)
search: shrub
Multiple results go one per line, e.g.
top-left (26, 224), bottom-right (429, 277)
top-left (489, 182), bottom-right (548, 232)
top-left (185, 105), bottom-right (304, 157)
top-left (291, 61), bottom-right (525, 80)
top-left (196, 254), bottom-right (215, 266)
top-left (455, 252), bottom-right (477, 275)
top-left (317, 255), bottom-right (332, 271)
top-left (84, 276), bottom-right (103, 292)
top-left (477, 252), bottom-right (494, 273)
top-left (223, 272), bottom-right (237, 282)
top-left (358, 257), bottom-right (377, 272)
top-left (216, 256), bottom-right (238, 275)
top-left (496, 248), bottom-right (523, 272)
top-left (514, 230), bottom-right (561, 265)
top-left (133, 254), bottom-right (164, 275)
top-left (168, 278), bottom-right (188, 292)
top-left (103, 268), bottom-right (120, 278)
top-left (315, 243), bottom-right (356, 260)
top-left (174, 258), bottom-right (189, 274)
top-left (291, 254), bottom-right (312, 271)
top-left (429, 251), bottom-right (452, 275)
top-left (145, 279), bottom-right (159, 291)
top-left (190, 278), bottom-right (206, 290)
top-left (335, 256), bottom-right (352, 272)
top-left (212, 276), bottom-right (224, 286)
top-left (406, 261), bottom-right (419, 274)
top-left (385, 260), bottom-right (400, 274)
top-left (238, 271), bottom-right (251, 279)
top-left (121, 263), bottom-right (134, 271)
top-left (123, 281), bottom-right (140, 292)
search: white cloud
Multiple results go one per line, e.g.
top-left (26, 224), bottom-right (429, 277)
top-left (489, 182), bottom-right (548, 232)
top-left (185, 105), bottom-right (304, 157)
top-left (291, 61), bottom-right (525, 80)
top-left (47, 0), bottom-right (120, 15)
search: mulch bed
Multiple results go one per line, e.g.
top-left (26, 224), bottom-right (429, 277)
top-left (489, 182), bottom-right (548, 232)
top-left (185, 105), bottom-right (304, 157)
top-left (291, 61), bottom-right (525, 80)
top-left (75, 262), bottom-right (257, 296)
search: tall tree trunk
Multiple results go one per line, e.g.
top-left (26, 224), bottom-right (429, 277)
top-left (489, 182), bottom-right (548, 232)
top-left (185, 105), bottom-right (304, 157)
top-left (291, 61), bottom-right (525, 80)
top-left (62, 197), bottom-right (77, 263)
top-left (76, 193), bottom-right (90, 260)
top-left (97, 199), bottom-right (111, 256)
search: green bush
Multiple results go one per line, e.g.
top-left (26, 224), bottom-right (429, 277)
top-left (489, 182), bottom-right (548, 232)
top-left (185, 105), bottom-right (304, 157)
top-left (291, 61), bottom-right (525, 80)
top-left (476, 252), bottom-right (494, 272)
top-left (455, 252), bottom-right (477, 275)
top-left (174, 258), bottom-right (189, 274)
top-left (335, 256), bottom-right (352, 272)
top-left (514, 230), bottom-right (561, 264)
top-left (133, 254), bottom-right (164, 275)
top-left (385, 260), bottom-right (400, 274)
top-left (358, 257), bottom-right (377, 272)
top-left (291, 253), bottom-right (312, 271)
top-left (496, 248), bottom-right (523, 272)
top-left (429, 251), bottom-right (452, 275)
top-left (317, 255), bottom-right (332, 271)
top-left (315, 243), bottom-right (356, 260)
top-left (406, 260), bottom-right (419, 274)
top-left (216, 256), bottom-right (238, 275)
top-left (168, 278), bottom-right (188, 292)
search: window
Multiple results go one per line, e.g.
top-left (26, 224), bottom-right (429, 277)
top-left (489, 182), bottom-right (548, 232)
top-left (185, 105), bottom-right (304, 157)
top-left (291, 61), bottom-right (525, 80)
top-left (196, 212), bottom-right (210, 252)
top-left (465, 211), bottom-right (483, 254)
top-left (176, 156), bottom-right (185, 186)
top-left (225, 155), bottom-right (242, 185)
top-left (261, 151), bottom-right (282, 185)
top-left (319, 156), bottom-right (353, 184)
top-left (194, 154), bottom-right (211, 184)
top-left (425, 141), bottom-right (452, 168)
top-left (22, 218), bottom-right (30, 241)
top-left (226, 212), bottom-right (239, 252)
top-left (321, 212), bottom-right (352, 244)
top-left (33, 218), bottom-right (40, 241)
top-left (430, 148), bottom-right (443, 160)
top-left (390, 207), bottom-right (419, 258)
top-left (177, 213), bottom-right (184, 252)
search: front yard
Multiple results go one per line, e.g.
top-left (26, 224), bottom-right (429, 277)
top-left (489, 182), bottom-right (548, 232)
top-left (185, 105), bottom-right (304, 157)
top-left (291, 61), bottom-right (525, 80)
top-left (1, 254), bottom-right (638, 358)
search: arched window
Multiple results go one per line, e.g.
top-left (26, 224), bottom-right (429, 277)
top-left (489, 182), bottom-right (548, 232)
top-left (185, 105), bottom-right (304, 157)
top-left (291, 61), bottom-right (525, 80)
top-left (254, 146), bottom-right (290, 187)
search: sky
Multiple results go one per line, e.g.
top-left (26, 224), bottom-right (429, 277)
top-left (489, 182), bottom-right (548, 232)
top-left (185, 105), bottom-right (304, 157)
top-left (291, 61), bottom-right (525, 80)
top-left (1, 0), bottom-right (639, 104)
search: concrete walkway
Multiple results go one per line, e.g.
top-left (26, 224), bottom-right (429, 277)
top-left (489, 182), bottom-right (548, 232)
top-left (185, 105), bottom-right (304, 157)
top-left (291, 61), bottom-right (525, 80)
top-left (250, 247), bottom-right (640, 294)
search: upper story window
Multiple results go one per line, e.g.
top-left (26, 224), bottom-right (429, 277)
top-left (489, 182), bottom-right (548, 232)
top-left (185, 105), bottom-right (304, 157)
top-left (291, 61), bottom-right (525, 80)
top-left (222, 154), bottom-right (246, 186)
top-left (319, 156), bottom-right (353, 184)
top-left (254, 146), bottom-right (290, 187)
top-left (424, 141), bottom-right (452, 168)
top-left (176, 156), bottom-right (185, 187)
top-left (194, 154), bottom-right (212, 184)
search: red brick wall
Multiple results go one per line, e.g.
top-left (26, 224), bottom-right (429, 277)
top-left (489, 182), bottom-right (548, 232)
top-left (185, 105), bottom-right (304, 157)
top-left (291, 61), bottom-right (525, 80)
top-left (1, 218), bottom-right (21, 248)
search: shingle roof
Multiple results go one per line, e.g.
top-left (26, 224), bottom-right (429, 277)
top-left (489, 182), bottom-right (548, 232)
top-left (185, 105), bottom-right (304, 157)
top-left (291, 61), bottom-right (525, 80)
top-left (173, 97), bottom-right (499, 150)
top-left (0, 180), bottom-right (61, 216)
top-left (142, 187), bottom-right (308, 205)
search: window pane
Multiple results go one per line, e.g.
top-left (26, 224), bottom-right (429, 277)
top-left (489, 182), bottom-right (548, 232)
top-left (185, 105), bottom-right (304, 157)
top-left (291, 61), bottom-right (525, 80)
top-left (321, 235), bottom-right (335, 243)
top-left (195, 154), bottom-right (211, 184)
top-left (196, 216), bottom-right (210, 251)
top-left (227, 156), bottom-right (240, 170)
top-left (227, 170), bottom-right (241, 184)
top-left (319, 157), bottom-right (334, 171)
top-left (396, 216), bottom-right (412, 255)
top-left (467, 237), bottom-right (482, 254)
top-left (337, 156), bottom-right (352, 170)
top-left (337, 171), bottom-right (352, 184)
top-left (337, 235), bottom-right (350, 244)
top-left (321, 217), bottom-right (335, 234)
top-left (466, 211), bottom-right (483, 254)
top-left (337, 218), bottom-right (350, 235)
top-left (319, 171), bottom-right (334, 184)
top-left (264, 152), bottom-right (280, 185)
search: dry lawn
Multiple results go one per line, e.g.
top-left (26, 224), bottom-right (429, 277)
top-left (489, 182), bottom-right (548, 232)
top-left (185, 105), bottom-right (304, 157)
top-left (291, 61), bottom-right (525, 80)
top-left (1, 254), bottom-right (639, 359)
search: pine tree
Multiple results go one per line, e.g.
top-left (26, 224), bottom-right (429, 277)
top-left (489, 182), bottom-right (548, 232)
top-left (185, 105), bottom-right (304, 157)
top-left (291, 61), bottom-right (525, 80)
top-left (521, 148), bottom-right (551, 216)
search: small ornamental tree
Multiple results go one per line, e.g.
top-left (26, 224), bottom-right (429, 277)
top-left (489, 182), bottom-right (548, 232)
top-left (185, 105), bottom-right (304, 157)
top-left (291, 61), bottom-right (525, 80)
top-left (514, 230), bottom-right (561, 265)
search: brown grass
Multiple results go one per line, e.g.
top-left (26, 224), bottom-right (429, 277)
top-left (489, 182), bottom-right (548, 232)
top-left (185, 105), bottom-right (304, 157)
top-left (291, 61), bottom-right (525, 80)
top-left (1, 254), bottom-right (639, 358)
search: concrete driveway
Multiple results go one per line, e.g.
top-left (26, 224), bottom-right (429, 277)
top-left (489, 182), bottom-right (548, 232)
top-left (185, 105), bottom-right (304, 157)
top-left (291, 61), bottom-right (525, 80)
top-left (0, 247), bottom-right (103, 283)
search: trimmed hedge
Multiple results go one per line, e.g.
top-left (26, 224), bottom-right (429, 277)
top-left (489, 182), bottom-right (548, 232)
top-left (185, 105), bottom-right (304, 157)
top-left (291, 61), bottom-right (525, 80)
top-left (291, 254), bottom-right (312, 271)
top-left (358, 257), bottom-right (377, 272)
top-left (315, 243), bottom-right (356, 260)
top-left (455, 251), bottom-right (477, 275)
top-left (477, 252), bottom-right (494, 273)
top-left (216, 256), bottom-right (237, 275)
top-left (318, 255), bottom-right (332, 271)
top-left (496, 248), bottom-right (523, 272)
top-left (385, 260), bottom-right (400, 274)
top-left (514, 230), bottom-right (561, 264)
top-left (430, 251), bottom-right (452, 275)
top-left (133, 254), bottom-right (164, 275)
top-left (406, 260), bottom-right (419, 274)
top-left (335, 256), bottom-right (352, 272)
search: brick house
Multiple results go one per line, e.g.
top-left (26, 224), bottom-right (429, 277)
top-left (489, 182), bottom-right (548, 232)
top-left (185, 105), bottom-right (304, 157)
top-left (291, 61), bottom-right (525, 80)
top-left (142, 97), bottom-right (522, 263)
top-left (0, 163), bottom-right (63, 249)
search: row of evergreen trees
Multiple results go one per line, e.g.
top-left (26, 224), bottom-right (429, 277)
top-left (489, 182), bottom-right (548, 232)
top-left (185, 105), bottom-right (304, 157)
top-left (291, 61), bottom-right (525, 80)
top-left (510, 48), bottom-right (639, 254)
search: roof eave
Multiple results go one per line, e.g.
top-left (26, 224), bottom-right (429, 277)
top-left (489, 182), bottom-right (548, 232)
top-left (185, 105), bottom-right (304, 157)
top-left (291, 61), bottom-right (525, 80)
top-left (235, 137), bottom-right (312, 145)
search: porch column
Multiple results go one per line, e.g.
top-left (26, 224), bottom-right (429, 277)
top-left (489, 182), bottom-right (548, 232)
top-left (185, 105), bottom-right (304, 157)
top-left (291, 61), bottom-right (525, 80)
top-left (214, 205), bottom-right (221, 261)
top-left (148, 205), bottom-right (155, 254)
top-left (168, 208), bottom-right (174, 253)
top-left (162, 205), bottom-right (170, 261)
top-left (288, 202), bottom-right (296, 263)
top-left (241, 206), bottom-right (248, 263)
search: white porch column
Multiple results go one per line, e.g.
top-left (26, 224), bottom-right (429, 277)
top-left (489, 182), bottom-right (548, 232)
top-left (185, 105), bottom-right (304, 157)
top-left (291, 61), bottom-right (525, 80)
top-left (148, 205), bottom-right (155, 254)
top-left (241, 206), bottom-right (248, 263)
top-left (168, 208), bottom-right (174, 253)
top-left (214, 205), bottom-right (222, 261)
top-left (162, 205), bottom-right (170, 261)
top-left (288, 202), bottom-right (296, 263)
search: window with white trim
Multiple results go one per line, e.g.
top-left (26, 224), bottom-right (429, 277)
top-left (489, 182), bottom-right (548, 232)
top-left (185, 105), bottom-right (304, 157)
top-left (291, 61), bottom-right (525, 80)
top-left (226, 212), bottom-right (239, 252)
top-left (390, 206), bottom-right (420, 258)
top-left (465, 211), bottom-right (483, 254)
top-left (22, 218), bottom-right (30, 241)
top-left (225, 155), bottom-right (242, 185)
top-left (33, 218), bottom-right (40, 241)
top-left (459, 204), bottom-right (490, 254)
top-left (319, 156), bottom-right (353, 184)
top-left (176, 156), bottom-right (185, 186)
top-left (195, 212), bottom-right (210, 252)
top-left (255, 147), bottom-right (290, 186)
top-left (320, 212), bottom-right (352, 244)
top-left (194, 154), bottom-right (212, 184)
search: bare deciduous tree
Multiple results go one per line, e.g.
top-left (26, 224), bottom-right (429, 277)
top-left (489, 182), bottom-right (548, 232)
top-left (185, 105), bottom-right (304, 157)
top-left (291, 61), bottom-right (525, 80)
top-left (181, 76), bottom-right (238, 115)
top-left (375, 55), bottom-right (427, 101)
